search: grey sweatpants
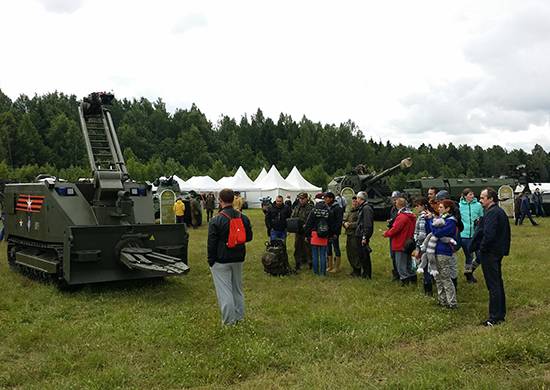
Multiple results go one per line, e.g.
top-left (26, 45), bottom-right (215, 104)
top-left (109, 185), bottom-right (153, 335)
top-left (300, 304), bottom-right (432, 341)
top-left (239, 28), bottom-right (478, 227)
top-left (210, 262), bottom-right (245, 325)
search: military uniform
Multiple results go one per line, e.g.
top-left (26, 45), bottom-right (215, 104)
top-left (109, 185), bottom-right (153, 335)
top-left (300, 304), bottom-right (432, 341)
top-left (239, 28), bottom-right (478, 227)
top-left (291, 200), bottom-right (313, 270)
top-left (343, 206), bottom-right (361, 275)
top-left (190, 198), bottom-right (202, 228)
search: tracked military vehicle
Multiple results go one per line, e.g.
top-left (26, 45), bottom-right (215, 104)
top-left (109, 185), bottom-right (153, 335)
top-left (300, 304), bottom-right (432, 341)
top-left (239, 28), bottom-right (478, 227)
top-left (327, 158), bottom-right (413, 219)
top-left (403, 177), bottom-right (517, 201)
top-left (2, 92), bottom-right (189, 286)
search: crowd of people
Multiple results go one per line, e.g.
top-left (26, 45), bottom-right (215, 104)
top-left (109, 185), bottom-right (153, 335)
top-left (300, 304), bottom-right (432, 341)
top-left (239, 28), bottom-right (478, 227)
top-left (203, 185), bottom-right (541, 326)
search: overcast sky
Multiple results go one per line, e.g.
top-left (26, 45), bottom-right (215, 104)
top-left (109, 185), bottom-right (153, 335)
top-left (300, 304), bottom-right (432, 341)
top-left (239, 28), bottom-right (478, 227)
top-left (1, 0), bottom-right (549, 151)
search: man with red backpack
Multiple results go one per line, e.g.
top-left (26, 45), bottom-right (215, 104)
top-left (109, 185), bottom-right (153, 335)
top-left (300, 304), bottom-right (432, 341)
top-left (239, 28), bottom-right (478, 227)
top-left (207, 188), bottom-right (253, 325)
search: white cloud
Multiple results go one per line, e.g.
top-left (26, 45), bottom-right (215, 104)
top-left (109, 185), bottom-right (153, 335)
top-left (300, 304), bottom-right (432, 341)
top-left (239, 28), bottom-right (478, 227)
top-left (34, 0), bottom-right (85, 14)
top-left (0, 0), bottom-right (549, 150)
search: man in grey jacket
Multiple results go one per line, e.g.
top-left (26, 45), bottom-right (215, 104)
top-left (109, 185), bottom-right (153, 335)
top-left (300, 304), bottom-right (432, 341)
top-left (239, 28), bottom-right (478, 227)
top-left (355, 191), bottom-right (374, 279)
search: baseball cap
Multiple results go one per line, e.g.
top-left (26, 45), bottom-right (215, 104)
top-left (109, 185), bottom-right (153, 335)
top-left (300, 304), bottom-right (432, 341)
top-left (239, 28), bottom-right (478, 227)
top-left (435, 190), bottom-right (450, 200)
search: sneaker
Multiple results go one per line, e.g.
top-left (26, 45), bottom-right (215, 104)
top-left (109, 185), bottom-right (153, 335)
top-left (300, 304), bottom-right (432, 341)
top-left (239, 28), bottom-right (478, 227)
top-left (480, 319), bottom-right (502, 327)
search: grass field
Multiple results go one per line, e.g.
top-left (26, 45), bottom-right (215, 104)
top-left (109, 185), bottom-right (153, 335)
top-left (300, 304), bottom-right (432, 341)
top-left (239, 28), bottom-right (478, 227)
top-left (1, 209), bottom-right (549, 389)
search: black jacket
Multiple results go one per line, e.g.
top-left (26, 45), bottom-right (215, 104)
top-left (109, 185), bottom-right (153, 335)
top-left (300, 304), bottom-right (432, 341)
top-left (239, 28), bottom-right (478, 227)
top-left (327, 202), bottom-right (344, 236)
top-left (355, 201), bottom-right (374, 240)
top-left (304, 202), bottom-right (329, 237)
top-left (479, 204), bottom-right (511, 257)
top-left (207, 206), bottom-right (253, 266)
top-left (265, 203), bottom-right (291, 231)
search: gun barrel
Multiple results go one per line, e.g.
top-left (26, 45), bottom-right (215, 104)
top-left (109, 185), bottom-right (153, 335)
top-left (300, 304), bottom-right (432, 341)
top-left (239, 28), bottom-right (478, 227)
top-left (365, 157), bottom-right (413, 185)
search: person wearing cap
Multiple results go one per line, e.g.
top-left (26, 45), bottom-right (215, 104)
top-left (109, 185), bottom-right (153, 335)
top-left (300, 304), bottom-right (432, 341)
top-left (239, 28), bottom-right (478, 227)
top-left (354, 191), bottom-right (374, 278)
top-left (324, 192), bottom-right (344, 273)
top-left (233, 191), bottom-right (244, 212)
top-left (304, 197), bottom-right (331, 276)
top-left (291, 192), bottom-right (314, 271)
top-left (343, 196), bottom-right (361, 276)
top-left (173, 197), bottom-right (186, 224)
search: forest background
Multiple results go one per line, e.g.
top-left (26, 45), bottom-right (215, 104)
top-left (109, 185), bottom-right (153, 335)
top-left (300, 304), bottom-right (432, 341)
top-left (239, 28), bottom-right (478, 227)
top-left (0, 90), bottom-right (548, 190)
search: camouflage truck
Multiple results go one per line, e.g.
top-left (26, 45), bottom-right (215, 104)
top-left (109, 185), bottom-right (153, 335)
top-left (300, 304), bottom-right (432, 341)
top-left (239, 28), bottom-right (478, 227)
top-left (3, 92), bottom-right (189, 286)
top-left (404, 177), bottom-right (517, 201)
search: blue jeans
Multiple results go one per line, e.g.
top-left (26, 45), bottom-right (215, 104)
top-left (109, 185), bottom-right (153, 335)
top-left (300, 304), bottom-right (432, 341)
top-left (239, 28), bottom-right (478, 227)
top-left (311, 245), bottom-right (327, 276)
top-left (327, 235), bottom-right (341, 256)
top-left (460, 237), bottom-right (480, 272)
top-left (270, 230), bottom-right (287, 242)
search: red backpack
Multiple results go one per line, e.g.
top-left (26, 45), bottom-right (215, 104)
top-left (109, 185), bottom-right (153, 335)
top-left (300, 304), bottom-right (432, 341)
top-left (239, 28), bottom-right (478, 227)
top-left (220, 211), bottom-right (247, 248)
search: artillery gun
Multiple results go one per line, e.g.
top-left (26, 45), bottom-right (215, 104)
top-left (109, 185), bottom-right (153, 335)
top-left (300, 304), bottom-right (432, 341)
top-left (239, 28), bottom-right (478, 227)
top-left (3, 92), bottom-right (189, 286)
top-left (327, 158), bottom-right (413, 219)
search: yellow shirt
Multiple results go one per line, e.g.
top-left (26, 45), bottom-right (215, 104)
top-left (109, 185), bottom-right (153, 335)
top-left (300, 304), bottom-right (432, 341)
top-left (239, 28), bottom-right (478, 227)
top-left (173, 200), bottom-right (185, 216)
top-left (233, 196), bottom-right (243, 211)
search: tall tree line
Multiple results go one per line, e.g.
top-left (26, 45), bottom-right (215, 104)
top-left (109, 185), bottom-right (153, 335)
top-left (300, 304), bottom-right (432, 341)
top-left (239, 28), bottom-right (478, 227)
top-left (0, 89), bottom-right (548, 189)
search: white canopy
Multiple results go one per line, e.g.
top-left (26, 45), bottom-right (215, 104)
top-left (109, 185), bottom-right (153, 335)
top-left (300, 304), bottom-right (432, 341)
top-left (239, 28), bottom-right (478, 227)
top-left (172, 175), bottom-right (187, 192)
top-left (254, 168), bottom-right (268, 183)
top-left (152, 175), bottom-right (187, 193)
top-left (515, 183), bottom-right (550, 194)
top-left (217, 173), bottom-right (258, 192)
top-left (285, 166), bottom-right (321, 193)
top-left (181, 176), bottom-right (219, 192)
top-left (217, 176), bottom-right (233, 188)
top-left (256, 165), bottom-right (299, 191)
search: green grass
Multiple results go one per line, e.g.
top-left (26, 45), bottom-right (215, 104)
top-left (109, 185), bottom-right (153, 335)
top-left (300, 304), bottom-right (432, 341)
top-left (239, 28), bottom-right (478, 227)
top-left (1, 209), bottom-right (549, 389)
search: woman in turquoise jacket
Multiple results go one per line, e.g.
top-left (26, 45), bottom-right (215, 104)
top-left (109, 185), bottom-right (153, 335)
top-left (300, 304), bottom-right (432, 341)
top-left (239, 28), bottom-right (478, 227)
top-left (459, 188), bottom-right (484, 283)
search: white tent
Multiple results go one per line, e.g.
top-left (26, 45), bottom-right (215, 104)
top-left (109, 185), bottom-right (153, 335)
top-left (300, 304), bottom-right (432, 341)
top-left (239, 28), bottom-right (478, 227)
top-left (217, 176), bottom-right (233, 188)
top-left (249, 165), bottom-right (301, 205)
top-left (515, 183), bottom-right (550, 194)
top-left (181, 176), bottom-right (220, 192)
top-left (217, 173), bottom-right (257, 192)
top-left (254, 167), bottom-right (268, 184)
top-left (152, 175), bottom-right (187, 193)
top-left (172, 175), bottom-right (187, 192)
top-left (285, 166), bottom-right (321, 197)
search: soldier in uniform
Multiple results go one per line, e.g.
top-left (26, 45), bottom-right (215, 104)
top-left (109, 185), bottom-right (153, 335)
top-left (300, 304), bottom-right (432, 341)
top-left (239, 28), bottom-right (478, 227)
top-left (205, 192), bottom-right (216, 222)
top-left (291, 192), bottom-right (313, 271)
top-left (343, 196), bottom-right (361, 276)
top-left (190, 195), bottom-right (202, 229)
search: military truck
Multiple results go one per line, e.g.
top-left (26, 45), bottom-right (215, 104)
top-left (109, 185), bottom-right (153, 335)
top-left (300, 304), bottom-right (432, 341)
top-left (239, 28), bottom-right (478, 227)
top-left (404, 177), bottom-right (517, 201)
top-left (2, 92), bottom-right (189, 286)
top-left (327, 158), bottom-right (413, 219)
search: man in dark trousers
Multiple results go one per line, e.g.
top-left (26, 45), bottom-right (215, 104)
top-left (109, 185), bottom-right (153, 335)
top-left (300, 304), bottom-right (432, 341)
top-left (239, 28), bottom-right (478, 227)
top-left (291, 192), bottom-right (313, 271)
top-left (265, 195), bottom-right (291, 242)
top-left (478, 187), bottom-right (511, 326)
top-left (324, 192), bottom-right (344, 273)
top-left (355, 191), bottom-right (374, 279)
top-left (207, 188), bottom-right (253, 325)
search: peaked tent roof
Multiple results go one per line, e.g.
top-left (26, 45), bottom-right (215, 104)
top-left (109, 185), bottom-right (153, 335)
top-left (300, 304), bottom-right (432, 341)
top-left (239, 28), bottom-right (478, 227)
top-left (181, 176), bottom-right (220, 192)
top-left (217, 173), bottom-right (258, 191)
top-left (256, 165), bottom-right (300, 191)
top-left (172, 175), bottom-right (187, 191)
top-left (285, 166), bottom-right (321, 192)
top-left (234, 166), bottom-right (253, 181)
top-left (254, 168), bottom-right (268, 184)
